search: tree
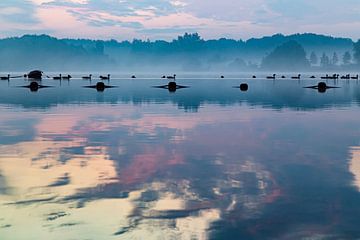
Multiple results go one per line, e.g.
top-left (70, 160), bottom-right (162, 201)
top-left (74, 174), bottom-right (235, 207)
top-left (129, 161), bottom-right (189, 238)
top-left (331, 52), bottom-right (339, 65)
top-left (261, 40), bottom-right (310, 70)
top-left (343, 51), bottom-right (351, 65)
top-left (310, 51), bottom-right (318, 65)
top-left (320, 53), bottom-right (330, 67)
top-left (354, 40), bottom-right (360, 64)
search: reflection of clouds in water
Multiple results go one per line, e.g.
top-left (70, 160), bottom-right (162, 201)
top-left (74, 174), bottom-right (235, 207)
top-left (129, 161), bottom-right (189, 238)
top-left (0, 104), bottom-right (276, 239)
top-left (350, 146), bottom-right (360, 191)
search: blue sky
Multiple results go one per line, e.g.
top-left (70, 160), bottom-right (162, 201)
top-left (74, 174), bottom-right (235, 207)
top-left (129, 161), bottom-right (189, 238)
top-left (1, 0), bottom-right (360, 40)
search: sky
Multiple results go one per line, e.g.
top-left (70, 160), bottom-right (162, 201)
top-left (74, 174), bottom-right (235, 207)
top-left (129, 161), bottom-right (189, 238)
top-left (1, 0), bottom-right (360, 40)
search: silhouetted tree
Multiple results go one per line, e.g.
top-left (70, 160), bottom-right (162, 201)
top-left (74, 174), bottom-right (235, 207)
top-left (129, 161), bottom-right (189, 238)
top-left (343, 51), bottom-right (351, 65)
top-left (320, 53), bottom-right (330, 67)
top-left (310, 51), bottom-right (318, 65)
top-left (261, 41), bottom-right (310, 70)
top-left (354, 40), bottom-right (360, 64)
top-left (331, 52), bottom-right (339, 65)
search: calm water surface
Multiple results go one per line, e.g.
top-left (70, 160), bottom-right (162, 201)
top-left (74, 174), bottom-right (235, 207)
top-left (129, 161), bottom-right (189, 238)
top-left (0, 76), bottom-right (360, 239)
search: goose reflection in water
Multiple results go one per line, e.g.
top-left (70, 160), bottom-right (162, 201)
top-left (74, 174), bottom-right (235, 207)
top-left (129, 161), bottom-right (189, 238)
top-left (304, 82), bottom-right (340, 93)
top-left (21, 82), bottom-right (52, 92)
top-left (84, 82), bottom-right (116, 92)
top-left (154, 81), bottom-right (189, 93)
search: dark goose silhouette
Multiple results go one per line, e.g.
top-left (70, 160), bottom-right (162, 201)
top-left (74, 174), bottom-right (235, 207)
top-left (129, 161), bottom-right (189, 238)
top-left (266, 74), bottom-right (276, 79)
top-left (291, 74), bottom-right (301, 79)
top-left (0, 74), bottom-right (10, 80)
top-left (100, 74), bottom-right (110, 80)
top-left (131, 75), bottom-right (136, 79)
top-left (62, 75), bottom-right (72, 80)
top-left (351, 75), bottom-right (359, 80)
top-left (53, 74), bottom-right (62, 80)
top-left (82, 74), bottom-right (92, 80)
top-left (167, 74), bottom-right (176, 80)
top-left (340, 74), bottom-right (350, 79)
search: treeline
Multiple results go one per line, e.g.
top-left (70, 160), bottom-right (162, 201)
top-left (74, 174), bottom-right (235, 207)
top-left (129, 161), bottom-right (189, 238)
top-left (0, 33), bottom-right (358, 71)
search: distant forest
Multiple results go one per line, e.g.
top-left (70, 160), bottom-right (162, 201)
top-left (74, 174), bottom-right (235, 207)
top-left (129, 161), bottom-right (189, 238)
top-left (0, 33), bottom-right (360, 72)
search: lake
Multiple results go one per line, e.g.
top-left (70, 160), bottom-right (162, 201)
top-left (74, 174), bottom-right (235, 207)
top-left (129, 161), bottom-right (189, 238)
top-left (0, 75), bottom-right (360, 239)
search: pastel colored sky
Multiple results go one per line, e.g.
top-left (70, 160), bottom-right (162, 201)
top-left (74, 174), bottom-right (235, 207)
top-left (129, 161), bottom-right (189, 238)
top-left (1, 0), bottom-right (360, 40)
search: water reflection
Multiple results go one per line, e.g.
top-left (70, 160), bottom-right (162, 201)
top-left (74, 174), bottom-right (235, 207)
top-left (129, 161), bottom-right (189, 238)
top-left (0, 78), bottom-right (360, 239)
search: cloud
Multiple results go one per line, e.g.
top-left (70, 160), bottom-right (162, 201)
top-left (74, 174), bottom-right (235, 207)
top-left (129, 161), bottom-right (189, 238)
top-left (0, 0), bottom-right (39, 25)
top-left (2, 0), bottom-right (360, 40)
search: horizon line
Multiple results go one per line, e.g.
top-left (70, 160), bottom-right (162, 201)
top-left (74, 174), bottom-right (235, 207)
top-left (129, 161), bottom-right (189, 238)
top-left (0, 32), bottom-right (356, 43)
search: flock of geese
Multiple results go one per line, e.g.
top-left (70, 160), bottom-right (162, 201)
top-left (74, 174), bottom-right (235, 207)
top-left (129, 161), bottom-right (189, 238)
top-left (0, 70), bottom-right (357, 93)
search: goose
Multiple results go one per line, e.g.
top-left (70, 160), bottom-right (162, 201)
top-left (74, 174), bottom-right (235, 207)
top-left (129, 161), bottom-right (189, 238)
top-left (252, 75), bottom-right (256, 79)
top-left (131, 75), bottom-right (136, 79)
top-left (161, 75), bottom-right (166, 79)
top-left (310, 76), bottom-right (316, 79)
top-left (62, 75), bottom-right (72, 80)
top-left (82, 74), bottom-right (92, 80)
top-left (167, 74), bottom-right (176, 80)
top-left (351, 75), bottom-right (359, 80)
top-left (291, 74), bottom-right (301, 80)
top-left (53, 74), bottom-right (62, 80)
top-left (220, 75), bottom-right (225, 79)
top-left (266, 74), bottom-right (276, 79)
top-left (100, 74), bottom-right (110, 80)
top-left (340, 74), bottom-right (350, 79)
top-left (281, 75), bottom-right (286, 79)
top-left (0, 74), bottom-right (10, 80)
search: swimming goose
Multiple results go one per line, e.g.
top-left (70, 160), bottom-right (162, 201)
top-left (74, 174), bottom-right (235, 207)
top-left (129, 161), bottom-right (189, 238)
top-left (0, 74), bottom-right (10, 80)
top-left (291, 74), bottom-right (301, 79)
top-left (62, 75), bottom-right (72, 80)
top-left (82, 74), bottom-right (92, 80)
top-left (100, 74), bottom-right (110, 80)
top-left (167, 74), bottom-right (176, 80)
top-left (53, 74), bottom-right (62, 80)
top-left (266, 74), bottom-right (276, 79)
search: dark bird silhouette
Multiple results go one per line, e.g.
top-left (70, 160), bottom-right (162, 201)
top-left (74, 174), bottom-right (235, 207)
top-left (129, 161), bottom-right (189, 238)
top-left (252, 75), bottom-right (256, 79)
top-left (341, 74), bottom-right (350, 79)
top-left (82, 74), bottom-right (92, 80)
top-left (291, 74), bottom-right (301, 79)
top-left (220, 75), bottom-right (225, 79)
top-left (351, 75), bottom-right (359, 80)
top-left (167, 74), bottom-right (176, 80)
top-left (266, 74), bottom-right (276, 79)
top-left (281, 75), bottom-right (286, 79)
top-left (0, 74), bottom-right (10, 80)
top-left (310, 75), bottom-right (316, 79)
top-left (53, 74), bottom-right (62, 80)
top-left (62, 75), bottom-right (72, 80)
top-left (131, 75), bottom-right (136, 79)
top-left (100, 74), bottom-right (110, 80)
